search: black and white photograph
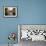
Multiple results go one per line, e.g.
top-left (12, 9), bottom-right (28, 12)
top-left (18, 25), bottom-right (46, 46)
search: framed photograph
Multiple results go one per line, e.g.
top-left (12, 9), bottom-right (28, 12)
top-left (4, 6), bottom-right (17, 17)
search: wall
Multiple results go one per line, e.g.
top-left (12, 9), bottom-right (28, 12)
top-left (0, 0), bottom-right (46, 44)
